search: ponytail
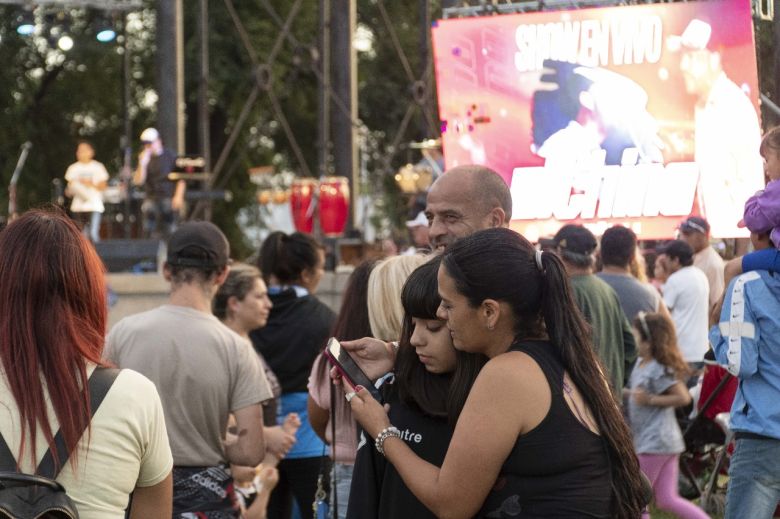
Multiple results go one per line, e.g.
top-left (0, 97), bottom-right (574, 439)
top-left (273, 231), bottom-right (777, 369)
top-left (538, 251), bottom-right (645, 518)
top-left (444, 231), bottom-right (646, 519)
top-left (257, 231), bottom-right (322, 285)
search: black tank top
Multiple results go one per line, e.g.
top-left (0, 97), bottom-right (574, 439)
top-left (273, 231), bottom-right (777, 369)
top-left (476, 340), bottom-right (612, 518)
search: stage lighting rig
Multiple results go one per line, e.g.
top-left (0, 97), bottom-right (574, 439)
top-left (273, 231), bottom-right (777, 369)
top-left (95, 14), bottom-right (116, 42)
top-left (15, 9), bottom-right (35, 35)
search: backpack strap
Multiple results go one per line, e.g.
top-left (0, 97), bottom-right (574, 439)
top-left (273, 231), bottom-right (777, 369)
top-left (0, 426), bottom-right (18, 472)
top-left (36, 367), bottom-right (121, 479)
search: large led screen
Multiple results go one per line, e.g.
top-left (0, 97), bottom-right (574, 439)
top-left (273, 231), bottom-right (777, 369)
top-left (432, 0), bottom-right (762, 240)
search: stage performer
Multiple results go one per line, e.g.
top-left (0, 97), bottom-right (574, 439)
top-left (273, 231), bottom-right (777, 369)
top-left (133, 127), bottom-right (184, 239)
top-left (64, 140), bottom-right (109, 243)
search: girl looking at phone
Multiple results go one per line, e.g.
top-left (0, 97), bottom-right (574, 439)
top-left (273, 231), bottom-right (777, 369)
top-left (347, 257), bottom-right (485, 519)
top-left (345, 228), bottom-right (646, 518)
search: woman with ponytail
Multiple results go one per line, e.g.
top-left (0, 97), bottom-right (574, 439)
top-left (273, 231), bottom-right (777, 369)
top-left (250, 231), bottom-right (336, 519)
top-left (344, 227), bottom-right (646, 518)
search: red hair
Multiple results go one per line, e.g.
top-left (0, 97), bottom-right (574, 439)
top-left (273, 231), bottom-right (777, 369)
top-left (0, 208), bottom-right (107, 470)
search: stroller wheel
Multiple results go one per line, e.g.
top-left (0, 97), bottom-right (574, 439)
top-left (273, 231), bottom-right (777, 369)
top-left (701, 493), bottom-right (726, 516)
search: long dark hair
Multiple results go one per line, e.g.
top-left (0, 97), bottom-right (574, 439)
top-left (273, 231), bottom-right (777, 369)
top-left (314, 259), bottom-right (377, 427)
top-left (442, 227), bottom-right (645, 519)
top-left (0, 208), bottom-right (107, 469)
top-left (396, 257), bottom-right (486, 426)
top-left (330, 259), bottom-right (376, 343)
top-left (258, 231), bottom-right (322, 285)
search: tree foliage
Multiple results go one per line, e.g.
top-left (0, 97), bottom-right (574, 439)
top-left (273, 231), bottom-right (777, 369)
top-left (5, 0), bottom-right (772, 256)
top-left (0, 6), bottom-right (157, 215)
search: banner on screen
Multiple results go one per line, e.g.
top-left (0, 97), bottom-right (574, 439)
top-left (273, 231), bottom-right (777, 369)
top-left (432, 0), bottom-right (762, 240)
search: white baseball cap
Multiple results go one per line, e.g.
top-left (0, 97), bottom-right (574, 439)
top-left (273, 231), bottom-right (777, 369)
top-left (405, 211), bottom-right (428, 228)
top-left (140, 127), bottom-right (160, 143)
top-left (667, 19), bottom-right (712, 52)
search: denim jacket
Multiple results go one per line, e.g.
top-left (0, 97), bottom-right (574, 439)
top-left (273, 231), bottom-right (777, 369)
top-left (710, 270), bottom-right (780, 439)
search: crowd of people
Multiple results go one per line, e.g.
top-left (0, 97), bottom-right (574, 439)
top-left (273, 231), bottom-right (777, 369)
top-left (1, 124), bottom-right (779, 518)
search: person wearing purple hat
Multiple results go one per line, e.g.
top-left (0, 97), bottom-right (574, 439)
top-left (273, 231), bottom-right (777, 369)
top-left (720, 127), bottom-right (780, 291)
top-left (106, 221), bottom-right (273, 518)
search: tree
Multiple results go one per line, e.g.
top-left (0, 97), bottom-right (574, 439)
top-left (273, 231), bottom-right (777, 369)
top-left (0, 6), bottom-right (156, 217)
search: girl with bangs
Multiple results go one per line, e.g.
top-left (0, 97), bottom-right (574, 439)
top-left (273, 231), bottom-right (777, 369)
top-left (347, 256), bottom-right (485, 519)
top-left (344, 228), bottom-right (648, 518)
top-left (626, 312), bottom-right (707, 519)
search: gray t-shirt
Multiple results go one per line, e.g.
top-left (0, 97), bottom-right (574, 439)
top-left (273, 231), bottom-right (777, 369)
top-left (627, 359), bottom-right (685, 454)
top-left (105, 304), bottom-right (272, 466)
top-left (596, 272), bottom-right (661, 323)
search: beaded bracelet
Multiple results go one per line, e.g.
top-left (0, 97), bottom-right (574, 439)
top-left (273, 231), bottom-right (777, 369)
top-left (374, 426), bottom-right (401, 456)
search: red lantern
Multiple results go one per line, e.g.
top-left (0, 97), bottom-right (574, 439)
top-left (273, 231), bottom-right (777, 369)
top-left (289, 178), bottom-right (317, 233)
top-left (319, 176), bottom-right (350, 237)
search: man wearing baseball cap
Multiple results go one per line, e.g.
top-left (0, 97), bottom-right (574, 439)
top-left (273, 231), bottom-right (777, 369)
top-left (402, 211), bottom-right (431, 255)
top-left (134, 127), bottom-right (185, 239)
top-left (106, 221), bottom-right (272, 517)
top-left (553, 224), bottom-right (637, 400)
top-left (656, 239), bottom-right (710, 381)
top-left (678, 216), bottom-right (724, 307)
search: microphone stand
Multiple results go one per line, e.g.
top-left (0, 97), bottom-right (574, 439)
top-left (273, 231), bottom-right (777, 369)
top-left (8, 142), bottom-right (32, 221)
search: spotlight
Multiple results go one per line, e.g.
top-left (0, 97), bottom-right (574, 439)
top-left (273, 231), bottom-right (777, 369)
top-left (57, 35), bottom-right (74, 51)
top-left (95, 15), bottom-right (116, 43)
top-left (15, 10), bottom-right (35, 36)
top-left (97, 27), bottom-right (116, 42)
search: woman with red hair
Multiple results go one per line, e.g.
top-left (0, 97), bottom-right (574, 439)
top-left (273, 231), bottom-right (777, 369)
top-left (0, 209), bottom-right (173, 517)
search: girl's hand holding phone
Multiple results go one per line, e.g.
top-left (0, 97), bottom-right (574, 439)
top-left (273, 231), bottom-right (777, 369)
top-left (338, 337), bottom-right (396, 380)
top-left (346, 385), bottom-right (392, 439)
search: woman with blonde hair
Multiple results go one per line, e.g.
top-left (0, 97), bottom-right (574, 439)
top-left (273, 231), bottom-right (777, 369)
top-left (367, 254), bottom-right (429, 340)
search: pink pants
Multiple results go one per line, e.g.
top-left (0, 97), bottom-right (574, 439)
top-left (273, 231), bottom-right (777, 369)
top-left (638, 453), bottom-right (709, 519)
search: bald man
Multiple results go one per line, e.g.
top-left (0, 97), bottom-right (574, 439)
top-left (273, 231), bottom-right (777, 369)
top-left (424, 165), bottom-right (513, 251)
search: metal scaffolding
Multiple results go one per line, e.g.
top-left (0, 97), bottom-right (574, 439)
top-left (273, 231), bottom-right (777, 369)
top-left (0, 0), bottom-right (142, 9)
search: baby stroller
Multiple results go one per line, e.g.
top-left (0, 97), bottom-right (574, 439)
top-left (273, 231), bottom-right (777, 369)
top-left (678, 357), bottom-right (737, 516)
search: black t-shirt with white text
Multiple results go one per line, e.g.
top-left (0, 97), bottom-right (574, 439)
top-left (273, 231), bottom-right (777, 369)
top-left (346, 386), bottom-right (453, 519)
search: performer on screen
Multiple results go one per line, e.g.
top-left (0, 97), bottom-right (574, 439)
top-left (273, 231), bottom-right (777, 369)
top-left (531, 60), bottom-right (663, 168)
top-left (668, 18), bottom-right (764, 238)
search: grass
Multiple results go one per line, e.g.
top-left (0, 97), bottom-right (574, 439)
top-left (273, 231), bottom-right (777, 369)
top-left (649, 500), bottom-right (723, 518)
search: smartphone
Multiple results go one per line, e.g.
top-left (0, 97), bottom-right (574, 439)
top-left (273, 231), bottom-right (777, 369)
top-left (324, 337), bottom-right (381, 401)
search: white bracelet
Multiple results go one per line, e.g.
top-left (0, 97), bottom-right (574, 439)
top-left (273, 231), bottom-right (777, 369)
top-left (385, 341), bottom-right (400, 355)
top-left (374, 426), bottom-right (401, 456)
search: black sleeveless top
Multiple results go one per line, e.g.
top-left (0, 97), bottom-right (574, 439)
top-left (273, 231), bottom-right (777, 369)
top-left (476, 340), bottom-right (612, 518)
